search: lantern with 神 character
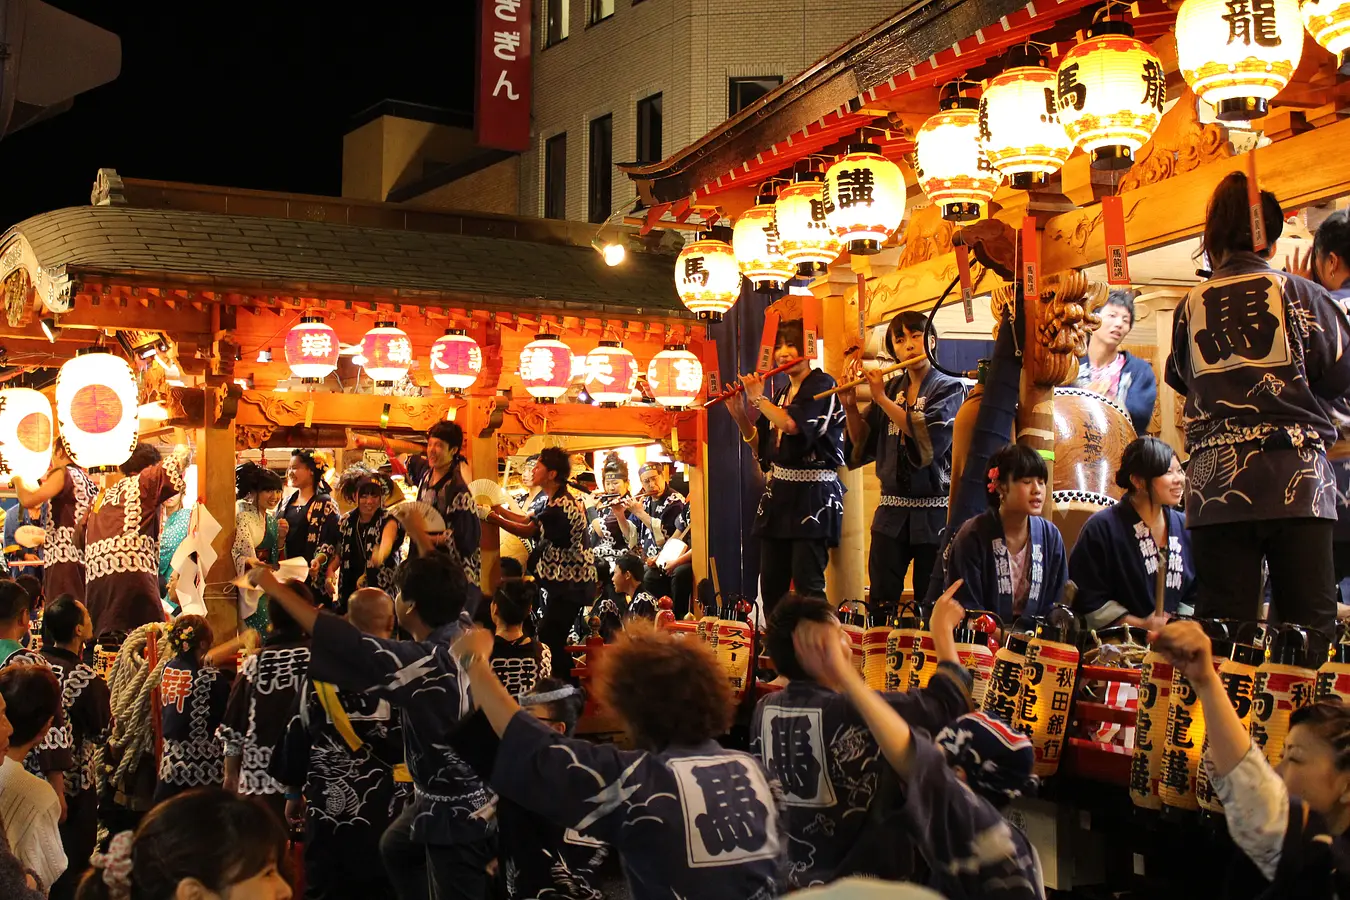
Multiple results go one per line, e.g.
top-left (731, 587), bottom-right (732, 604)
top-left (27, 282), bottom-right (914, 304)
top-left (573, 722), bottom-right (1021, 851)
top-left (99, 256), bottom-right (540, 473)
top-left (1303, 0), bottom-right (1350, 70)
top-left (982, 631), bottom-right (1031, 726)
top-left (978, 46), bottom-right (1075, 187)
top-left (583, 341), bottom-right (638, 407)
top-left (359, 321), bottom-right (414, 387)
top-left (284, 315), bottom-right (340, 384)
top-left (518, 333), bottom-right (573, 403)
top-left (955, 613), bottom-right (998, 707)
top-left (1177, 0), bottom-right (1303, 120)
top-left (1197, 635), bottom-right (1261, 813)
top-left (885, 605), bottom-right (925, 692)
top-left (675, 235), bottom-right (741, 322)
top-left (56, 348), bottom-right (138, 474)
top-left (1011, 624), bottom-right (1079, 777)
top-left (733, 195), bottom-right (796, 291)
top-left (1130, 649), bottom-right (1175, 809)
top-left (1250, 625), bottom-right (1318, 766)
top-left (863, 612), bottom-right (892, 691)
top-left (775, 172), bottom-right (843, 277)
top-left (429, 329), bottom-right (483, 394)
top-left (1056, 17), bottom-right (1168, 169)
top-left (915, 83), bottom-right (1001, 222)
top-left (647, 346), bottom-right (703, 409)
top-left (824, 144), bottom-right (907, 255)
top-left (0, 388), bottom-right (54, 486)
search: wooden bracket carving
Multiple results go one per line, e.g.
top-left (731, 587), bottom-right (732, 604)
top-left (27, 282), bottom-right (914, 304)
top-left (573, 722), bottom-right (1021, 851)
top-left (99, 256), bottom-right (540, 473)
top-left (1119, 90), bottom-right (1234, 194)
top-left (476, 395), bottom-right (510, 439)
top-left (1027, 271), bottom-right (1109, 388)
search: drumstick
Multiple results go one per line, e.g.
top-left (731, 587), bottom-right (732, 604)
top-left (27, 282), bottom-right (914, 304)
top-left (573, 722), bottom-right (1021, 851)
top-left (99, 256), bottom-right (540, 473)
top-left (813, 353), bottom-right (929, 400)
top-left (705, 358), bottom-right (806, 408)
top-left (1154, 542), bottom-right (1168, 617)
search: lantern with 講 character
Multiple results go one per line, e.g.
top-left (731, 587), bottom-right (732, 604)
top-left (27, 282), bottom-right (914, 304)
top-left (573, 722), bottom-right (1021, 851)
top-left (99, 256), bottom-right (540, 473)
top-left (0, 387), bottom-right (54, 486)
top-left (824, 144), bottom-right (907, 255)
top-left (1250, 625), bottom-right (1318, 766)
top-left (1197, 636), bottom-right (1261, 813)
top-left (518, 333), bottom-right (574, 403)
top-left (56, 348), bottom-right (138, 474)
top-left (862, 612), bottom-right (891, 691)
top-left (1129, 650), bottom-right (1174, 809)
top-left (1177, 0), bottom-right (1303, 120)
top-left (675, 235), bottom-right (741, 322)
top-left (359, 321), bottom-right (414, 386)
top-left (1302, 0), bottom-right (1350, 70)
top-left (284, 315), bottom-right (340, 384)
top-left (429, 329), bottom-right (482, 394)
top-left (733, 195), bottom-right (796, 291)
top-left (982, 632), bottom-right (1031, 725)
top-left (1158, 666), bottom-right (1214, 811)
top-left (915, 84), bottom-right (1001, 222)
top-left (978, 47), bottom-right (1074, 187)
top-left (584, 341), bottom-right (638, 407)
top-left (647, 346), bottom-right (703, 409)
top-left (774, 172), bottom-right (842, 277)
top-left (1012, 626), bottom-right (1079, 777)
top-left (955, 613), bottom-right (997, 707)
top-left (886, 605), bottom-right (924, 692)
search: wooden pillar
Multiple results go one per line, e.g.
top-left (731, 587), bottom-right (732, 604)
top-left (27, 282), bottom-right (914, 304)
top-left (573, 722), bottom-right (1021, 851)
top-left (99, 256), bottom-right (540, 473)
top-left (686, 412), bottom-right (709, 587)
top-left (465, 401), bottom-right (501, 595)
top-left (1141, 290), bottom-right (1188, 458)
top-left (199, 403), bottom-right (238, 643)
top-left (822, 291), bottom-right (865, 606)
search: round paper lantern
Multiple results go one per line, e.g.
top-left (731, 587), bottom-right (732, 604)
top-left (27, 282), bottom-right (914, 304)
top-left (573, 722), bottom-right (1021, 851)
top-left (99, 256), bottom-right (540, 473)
top-left (1129, 650), bottom-right (1174, 809)
top-left (284, 315), bottom-right (340, 384)
top-left (824, 144), bottom-right (907, 254)
top-left (583, 340), bottom-right (638, 406)
top-left (56, 348), bottom-right (138, 474)
top-left (1056, 20), bottom-right (1168, 169)
top-left (775, 172), bottom-right (843, 277)
top-left (647, 345), bottom-right (704, 408)
top-left (519, 333), bottom-right (573, 403)
top-left (429, 329), bottom-right (482, 394)
top-left (675, 236), bottom-right (742, 322)
top-left (0, 387), bottom-right (54, 485)
top-left (916, 91), bottom-right (1002, 222)
top-left (1303, 0), bottom-right (1350, 69)
top-left (732, 195), bottom-right (796, 291)
top-left (979, 48), bottom-right (1075, 186)
top-left (1177, 0), bottom-right (1302, 120)
top-left (359, 321), bottom-right (413, 385)
top-left (1011, 632), bottom-right (1079, 777)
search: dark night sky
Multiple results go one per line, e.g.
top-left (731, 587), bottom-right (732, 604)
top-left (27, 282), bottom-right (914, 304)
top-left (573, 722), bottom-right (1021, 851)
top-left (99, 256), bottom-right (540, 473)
top-left (0, 1), bottom-right (478, 229)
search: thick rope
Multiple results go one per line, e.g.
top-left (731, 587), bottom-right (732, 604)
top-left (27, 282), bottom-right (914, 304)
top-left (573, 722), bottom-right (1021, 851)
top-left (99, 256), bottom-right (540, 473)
top-left (95, 623), bottom-right (170, 802)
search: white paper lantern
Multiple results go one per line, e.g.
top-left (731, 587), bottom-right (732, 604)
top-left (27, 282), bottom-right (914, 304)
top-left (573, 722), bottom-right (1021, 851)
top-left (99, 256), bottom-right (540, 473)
top-left (916, 94), bottom-right (1002, 222)
top-left (979, 51), bottom-right (1075, 185)
top-left (675, 236), bottom-right (742, 322)
top-left (647, 346), bottom-right (704, 408)
top-left (1178, 0), bottom-right (1302, 120)
top-left (519, 333), bottom-right (574, 403)
top-left (284, 315), bottom-right (340, 383)
top-left (1302, 0), bottom-right (1350, 68)
top-left (0, 388), bottom-right (54, 485)
top-left (824, 144), bottom-right (907, 254)
top-left (429, 329), bottom-right (483, 393)
top-left (359, 321), bottom-right (414, 385)
top-left (56, 349), bottom-right (138, 474)
top-left (733, 196), bottom-right (796, 291)
top-left (775, 172), bottom-right (843, 277)
top-left (1057, 21), bottom-right (1168, 169)
top-left (584, 341), bottom-right (639, 406)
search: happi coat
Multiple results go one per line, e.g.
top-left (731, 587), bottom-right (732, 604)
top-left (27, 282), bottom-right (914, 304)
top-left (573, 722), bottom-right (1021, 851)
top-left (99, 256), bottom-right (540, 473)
top-left (37, 647), bottom-right (110, 803)
top-left (1320, 283), bottom-right (1350, 541)
top-left (41, 465), bottom-right (99, 604)
top-left (417, 466), bottom-right (482, 593)
top-left (754, 367), bottom-right (847, 546)
top-left (219, 640), bottom-right (310, 798)
top-left (335, 507), bottom-right (405, 609)
top-left (944, 510), bottom-right (1068, 622)
top-left (156, 655), bottom-right (230, 798)
top-left (277, 490), bottom-right (341, 603)
top-left (634, 488), bottom-right (688, 558)
top-left (498, 794), bottom-right (609, 900)
top-left (1069, 500), bottom-right (1197, 629)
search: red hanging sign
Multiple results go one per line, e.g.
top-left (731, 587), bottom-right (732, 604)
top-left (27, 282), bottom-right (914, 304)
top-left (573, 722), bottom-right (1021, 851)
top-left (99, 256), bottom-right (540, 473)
top-left (800, 294), bottom-right (822, 360)
top-left (955, 244), bottom-right (975, 323)
top-left (1246, 151), bottom-right (1267, 253)
top-left (1102, 195), bottom-right (1131, 285)
top-left (757, 307), bottom-right (782, 372)
top-left (475, 0), bottom-right (533, 153)
top-left (1022, 217), bottom-right (1040, 299)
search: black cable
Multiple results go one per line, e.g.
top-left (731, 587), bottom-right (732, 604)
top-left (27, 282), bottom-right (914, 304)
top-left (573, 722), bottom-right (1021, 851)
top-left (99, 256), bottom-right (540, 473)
top-left (922, 275), bottom-right (966, 378)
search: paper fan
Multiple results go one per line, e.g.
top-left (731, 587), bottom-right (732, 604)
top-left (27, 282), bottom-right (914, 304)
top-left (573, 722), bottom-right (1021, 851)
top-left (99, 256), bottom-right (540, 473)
top-left (14, 525), bottom-right (45, 548)
top-left (389, 501), bottom-right (446, 533)
top-left (468, 479), bottom-right (510, 509)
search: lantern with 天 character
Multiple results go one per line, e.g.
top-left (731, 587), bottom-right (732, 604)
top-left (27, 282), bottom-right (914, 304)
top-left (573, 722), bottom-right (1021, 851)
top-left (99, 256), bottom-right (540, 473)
top-left (647, 346), bottom-right (703, 409)
top-left (1177, 0), bottom-right (1302, 120)
top-left (1129, 649), bottom-right (1174, 809)
top-left (824, 144), bottom-right (907, 255)
top-left (359, 321), bottom-right (414, 386)
top-left (1250, 626), bottom-right (1318, 766)
top-left (1197, 637), bottom-right (1261, 813)
top-left (733, 195), bottom-right (796, 291)
top-left (519, 334), bottom-right (574, 403)
top-left (1302, 0), bottom-right (1350, 69)
top-left (885, 606), bottom-right (925, 691)
top-left (915, 84), bottom-right (1001, 222)
top-left (429, 329), bottom-right (482, 394)
top-left (56, 349), bottom-right (138, 474)
top-left (774, 172), bottom-right (842, 276)
top-left (978, 46), bottom-right (1075, 187)
top-left (284, 315), bottom-right (340, 384)
top-left (0, 388), bottom-right (54, 485)
top-left (1011, 626), bottom-right (1079, 777)
top-left (675, 235), bottom-right (741, 322)
top-left (982, 632), bottom-right (1031, 725)
top-left (1056, 18), bottom-right (1168, 169)
top-left (584, 341), bottom-right (639, 406)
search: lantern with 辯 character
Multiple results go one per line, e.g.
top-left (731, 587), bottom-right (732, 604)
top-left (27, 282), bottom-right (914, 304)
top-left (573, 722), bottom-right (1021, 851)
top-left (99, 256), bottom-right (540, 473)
top-left (774, 172), bottom-right (842, 277)
top-left (863, 612), bottom-right (892, 690)
top-left (1250, 625), bottom-right (1318, 766)
top-left (519, 333), bottom-right (574, 403)
top-left (359, 321), bottom-right (414, 386)
top-left (429, 329), bottom-right (483, 394)
top-left (56, 348), bottom-right (138, 474)
top-left (675, 235), bottom-right (742, 322)
top-left (915, 83), bottom-right (1001, 222)
top-left (1197, 634), bottom-right (1261, 813)
top-left (886, 604), bottom-right (924, 692)
top-left (584, 341), bottom-right (639, 407)
top-left (1302, 0), bottom-right (1350, 70)
top-left (955, 612), bottom-right (998, 707)
top-left (284, 315), bottom-right (340, 384)
top-left (1177, 0), bottom-right (1303, 120)
top-left (824, 144), bottom-right (907, 255)
top-left (647, 346), bottom-right (703, 409)
top-left (1012, 623), bottom-right (1079, 777)
top-left (733, 194), bottom-right (796, 291)
top-left (982, 631), bottom-right (1031, 725)
top-left (0, 387), bottom-right (54, 486)
top-left (1130, 650), bottom-right (1175, 809)
top-left (978, 46), bottom-right (1074, 187)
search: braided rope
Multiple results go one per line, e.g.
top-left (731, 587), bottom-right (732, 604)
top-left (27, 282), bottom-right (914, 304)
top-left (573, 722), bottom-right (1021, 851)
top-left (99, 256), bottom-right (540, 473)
top-left (96, 623), bottom-right (170, 799)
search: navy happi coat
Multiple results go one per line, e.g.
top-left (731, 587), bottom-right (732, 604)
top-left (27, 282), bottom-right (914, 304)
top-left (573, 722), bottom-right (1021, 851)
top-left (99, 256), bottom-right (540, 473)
top-left (1069, 500), bottom-right (1197, 629)
top-left (944, 509), bottom-right (1067, 622)
top-left (754, 367), bottom-right (847, 546)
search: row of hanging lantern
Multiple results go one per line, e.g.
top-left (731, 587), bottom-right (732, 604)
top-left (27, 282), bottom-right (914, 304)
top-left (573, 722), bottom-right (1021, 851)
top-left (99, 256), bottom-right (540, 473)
top-left (519, 334), bottom-right (704, 407)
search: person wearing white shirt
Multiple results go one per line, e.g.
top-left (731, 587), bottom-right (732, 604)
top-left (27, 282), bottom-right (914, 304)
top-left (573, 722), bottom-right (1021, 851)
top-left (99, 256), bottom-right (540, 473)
top-left (0, 663), bottom-right (66, 894)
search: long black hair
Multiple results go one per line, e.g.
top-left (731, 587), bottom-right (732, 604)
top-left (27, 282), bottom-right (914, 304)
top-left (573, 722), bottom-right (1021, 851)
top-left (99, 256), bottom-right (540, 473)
top-left (235, 462), bottom-right (282, 501)
top-left (1314, 209), bottom-right (1350, 289)
top-left (1200, 171), bottom-right (1283, 268)
top-left (1115, 436), bottom-right (1177, 495)
top-left (985, 442), bottom-right (1048, 510)
top-left (290, 449), bottom-right (329, 488)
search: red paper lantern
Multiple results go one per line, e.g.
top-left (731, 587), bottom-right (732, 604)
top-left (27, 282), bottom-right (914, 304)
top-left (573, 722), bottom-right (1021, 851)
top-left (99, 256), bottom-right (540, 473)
top-left (647, 346), bottom-right (703, 408)
top-left (55, 348), bottom-right (138, 473)
top-left (584, 341), bottom-right (638, 406)
top-left (284, 315), bottom-right (340, 383)
top-left (429, 329), bottom-right (482, 393)
top-left (359, 321), bottom-right (413, 385)
top-left (519, 333), bottom-right (573, 403)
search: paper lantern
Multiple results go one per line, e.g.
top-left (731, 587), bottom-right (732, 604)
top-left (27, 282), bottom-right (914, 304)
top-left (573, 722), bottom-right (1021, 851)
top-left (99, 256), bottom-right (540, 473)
top-left (862, 619), bottom-right (891, 690)
top-left (840, 611), bottom-right (867, 675)
top-left (55, 349), bottom-right (138, 474)
top-left (359, 321), bottom-right (413, 385)
top-left (1129, 651), bottom-right (1174, 809)
top-left (715, 615), bottom-right (754, 700)
top-left (583, 340), bottom-right (638, 406)
top-left (675, 236), bottom-right (742, 322)
top-left (429, 329), bottom-right (482, 394)
top-left (982, 632), bottom-right (1031, 724)
top-left (1012, 634), bottom-right (1079, 776)
top-left (1250, 631), bottom-right (1318, 766)
top-left (283, 315), bottom-right (339, 383)
top-left (1056, 21), bottom-right (1168, 169)
top-left (0, 388), bottom-right (54, 486)
top-left (824, 143), bottom-right (907, 255)
top-left (1197, 642), bottom-right (1260, 813)
top-left (979, 48), bottom-right (1075, 186)
top-left (519, 333), bottom-right (574, 403)
top-left (1158, 669), bottom-right (1211, 810)
top-left (1302, 0), bottom-right (1350, 69)
top-left (885, 612), bottom-right (925, 692)
top-left (774, 172), bottom-right (842, 276)
top-left (1177, 0), bottom-right (1302, 120)
top-left (1316, 643), bottom-right (1350, 701)
top-left (647, 346), bottom-right (703, 409)
top-left (916, 91), bottom-right (1001, 222)
top-left (955, 622), bottom-right (997, 707)
top-left (732, 196), bottom-right (796, 291)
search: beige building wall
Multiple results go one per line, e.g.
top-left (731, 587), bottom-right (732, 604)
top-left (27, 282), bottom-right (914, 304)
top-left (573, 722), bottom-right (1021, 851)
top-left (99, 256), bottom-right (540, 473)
top-left (412, 157), bottom-right (521, 215)
top-left (341, 116), bottom-right (490, 204)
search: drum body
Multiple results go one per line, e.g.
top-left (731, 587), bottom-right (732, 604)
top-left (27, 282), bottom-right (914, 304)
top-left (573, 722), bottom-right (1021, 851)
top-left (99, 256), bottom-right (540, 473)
top-left (1052, 386), bottom-right (1137, 498)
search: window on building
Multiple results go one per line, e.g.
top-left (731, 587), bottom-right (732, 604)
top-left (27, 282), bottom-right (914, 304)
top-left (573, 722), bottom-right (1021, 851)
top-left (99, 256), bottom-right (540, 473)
top-left (588, 115), bottom-right (613, 224)
top-left (636, 93), bottom-right (663, 163)
top-left (546, 0), bottom-right (570, 46)
top-left (729, 76), bottom-right (783, 116)
top-left (545, 133), bottom-right (568, 219)
top-left (589, 0), bottom-right (614, 24)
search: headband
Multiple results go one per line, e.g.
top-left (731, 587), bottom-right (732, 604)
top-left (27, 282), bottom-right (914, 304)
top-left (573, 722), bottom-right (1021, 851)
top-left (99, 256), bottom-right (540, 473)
top-left (520, 685), bottom-right (581, 707)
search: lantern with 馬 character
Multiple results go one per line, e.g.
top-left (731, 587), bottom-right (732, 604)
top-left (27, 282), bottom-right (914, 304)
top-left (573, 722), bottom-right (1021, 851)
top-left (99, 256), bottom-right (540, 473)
top-left (885, 604), bottom-right (924, 692)
top-left (1129, 648), bottom-right (1175, 809)
top-left (1158, 665), bottom-right (1213, 811)
top-left (1197, 627), bottom-right (1261, 814)
top-left (863, 610), bottom-right (892, 691)
top-left (955, 612), bottom-right (998, 707)
top-left (1012, 617), bottom-right (1080, 777)
top-left (904, 618), bottom-right (940, 692)
top-left (1250, 625), bottom-right (1317, 767)
top-left (982, 631), bottom-right (1031, 725)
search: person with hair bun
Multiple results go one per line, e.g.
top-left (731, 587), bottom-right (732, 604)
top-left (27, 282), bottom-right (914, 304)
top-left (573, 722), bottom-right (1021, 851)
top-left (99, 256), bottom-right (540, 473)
top-left (232, 462), bottom-right (286, 634)
top-left (1070, 437), bottom-right (1196, 630)
top-left (589, 452), bottom-right (637, 606)
top-left (76, 787), bottom-right (291, 900)
top-left (941, 442), bottom-right (1067, 621)
top-left (278, 449), bottom-right (341, 606)
top-left (154, 615), bottom-right (230, 804)
top-left (1165, 171), bottom-right (1350, 632)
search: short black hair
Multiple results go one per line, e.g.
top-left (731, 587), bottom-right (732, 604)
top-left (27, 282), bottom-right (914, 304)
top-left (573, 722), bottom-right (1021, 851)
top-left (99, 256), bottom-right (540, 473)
top-left (614, 554), bottom-right (645, 582)
top-left (765, 593), bottom-right (838, 681)
top-left (235, 462), bottom-right (283, 500)
top-left (986, 442), bottom-right (1048, 509)
top-left (395, 554), bottom-right (469, 627)
top-left (0, 664), bottom-right (60, 746)
top-left (1115, 436), bottom-right (1177, 493)
top-left (525, 676), bottom-right (584, 736)
top-left (266, 580), bottom-right (313, 644)
top-left (427, 420), bottom-right (464, 450)
top-left (1103, 289), bottom-right (1136, 327)
top-left (15, 575), bottom-right (41, 612)
top-left (120, 443), bottom-right (163, 476)
top-left (500, 557), bottom-right (524, 578)
top-left (492, 580), bottom-right (537, 626)
top-left (1315, 210), bottom-right (1350, 284)
top-left (886, 310), bottom-right (932, 359)
top-left (537, 447), bottom-right (571, 485)
top-left (0, 579), bottom-right (28, 625)
top-left (775, 319), bottom-right (805, 355)
top-left (41, 595), bottom-right (84, 645)
top-left (1201, 170), bottom-right (1284, 266)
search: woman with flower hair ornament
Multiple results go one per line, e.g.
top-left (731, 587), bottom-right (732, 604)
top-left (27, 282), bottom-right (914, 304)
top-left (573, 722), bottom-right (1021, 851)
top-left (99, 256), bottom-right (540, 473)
top-left (328, 465), bottom-right (404, 613)
top-left (154, 615), bottom-right (230, 804)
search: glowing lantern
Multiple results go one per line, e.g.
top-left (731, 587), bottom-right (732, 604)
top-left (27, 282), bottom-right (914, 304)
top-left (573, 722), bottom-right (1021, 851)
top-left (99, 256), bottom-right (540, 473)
top-left (1197, 638), bottom-right (1260, 813)
top-left (1056, 20), bottom-right (1168, 169)
top-left (732, 195), bottom-right (795, 291)
top-left (519, 333), bottom-right (573, 403)
top-left (675, 235), bottom-right (741, 322)
top-left (1011, 629), bottom-right (1079, 777)
top-left (885, 608), bottom-right (925, 691)
top-left (774, 172), bottom-right (842, 276)
top-left (916, 86), bottom-right (1001, 222)
top-left (1249, 626), bottom-right (1317, 766)
top-left (284, 315), bottom-right (340, 384)
top-left (429, 329), bottom-right (482, 394)
top-left (1302, 0), bottom-right (1350, 69)
top-left (55, 348), bottom-right (138, 474)
top-left (1158, 668), bottom-right (1210, 810)
top-left (1177, 0), bottom-right (1302, 120)
top-left (646, 345), bottom-right (703, 409)
top-left (862, 616), bottom-right (891, 690)
top-left (979, 47), bottom-right (1075, 186)
top-left (584, 340), bottom-right (638, 406)
top-left (982, 632), bottom-right (1031, 722)
top-left (1129, 650), bottom-right (1174, 809)
top-left (841, 609), bottom-right (866, 675)
top-left (0, 388), bottom-right (54, 485)
top-left (359, 321), bottom-right (413, 385)
top-left (824, 144), bottom-right (907, 255)
top-left (955, 617), bottom-right (997, 706)
top-left (715, 614), bottom-right (754, 700)
top-left (1317, 641), bottom-right (1350, 702)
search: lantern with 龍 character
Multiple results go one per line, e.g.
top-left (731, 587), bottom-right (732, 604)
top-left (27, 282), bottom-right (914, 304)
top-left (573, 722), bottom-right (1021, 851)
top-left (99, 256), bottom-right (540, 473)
top-left (284, 315), bottom-right (340, 384)
top-left (733, 195), bottom-right (796, 291)
top-left (1302, 0), bottom-right (1350, 70)
top-left (1177, 0), bottom-right (1302, 120)
top-left (583, 341), bottom-right (638, 407)
top-left (978, 47), bottom-right (1074, 187)
top-left (1197, 635), bottom-right (1261, 813)
top-left (1129, 649), bottom-right (1175, 809)
top-left (774, 172), bottom-right (842, 276)
top-left (1158, 666), bottom-right (1213, 811)
top-left (647, 346), bottom-right (703, 409)
top-left (824, 144), bottom-right (907, 255)
top-left (1250, 625), bottom-right (1317, 766)
top-left (56, 348), bottom-right (138, 474)
top-left (359, 321), bottom-right (413, 387)
top-left (518, 334), bottom-right (574, 403)
top-left (915, 84), bottom-right (1001, 222)
top-left (0, 387), bottom-right (54, 486)
top-left (675, 235), bottom-right (741, 322)
top-left (1012, 625), bottom-right (1079, 777)
top-left (429, 329), bottom-right (482, 394)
